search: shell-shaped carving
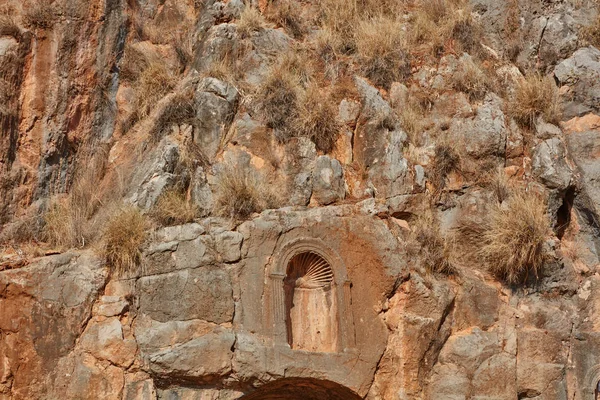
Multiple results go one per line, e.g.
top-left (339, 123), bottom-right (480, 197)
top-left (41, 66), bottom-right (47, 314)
top-left (288, 252), bottom-right (333, 289)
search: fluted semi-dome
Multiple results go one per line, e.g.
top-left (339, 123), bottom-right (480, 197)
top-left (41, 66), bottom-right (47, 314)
top-left (287, 252), bottom-right (334, 289)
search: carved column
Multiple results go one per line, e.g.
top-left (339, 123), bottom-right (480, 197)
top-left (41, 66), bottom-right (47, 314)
top-left (270, 273), bottom-right (286, 343)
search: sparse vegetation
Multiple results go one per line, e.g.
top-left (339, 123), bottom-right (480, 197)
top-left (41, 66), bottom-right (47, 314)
top-left (355, 17), bottom-right (410, 88)
top-left (257, 64), bottom-right (301, 135)
top-left (152, 189), bottom-right (198, 226)
top-left (476, 190), bottom-right (550, 284)
top-left (265, 0), bottom-right (307, 38)
top-left (136, 62), bottom-right (178, 119)
top-left (295, 84), bottom-right (340, 153)
top-left (214, 166), bottom-right (277, 220)
top-left (431, 143), bottom-right (460, 190)
top-left (237, 6), bottom-right (267, 38)
top-left (23, 1), bottom-right (57, 30)
top-left (452, 58), bottom-right (493, 101)
top-left (0, 15), bottom-right (20, 38)
top-left (580, 15), bottom-right (600, 48)
top-left (149, 90), bottom-right (196, 140)
top-left (510, 74), bottom-right (561, 128)
top-left (408, 212), bottom-right (455, 275)
top-left (103, 206), bottom-right (149, 277)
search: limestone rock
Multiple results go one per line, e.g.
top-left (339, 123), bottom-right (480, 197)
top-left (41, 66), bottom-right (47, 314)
top-left (194, 78), bottom-right (239, 160)
top-left (137, 267), bottom-right (233, 323)
top-left (312, 156), bottom-right (345, 205)
top-left (555, 47), bottom-right (600, 118)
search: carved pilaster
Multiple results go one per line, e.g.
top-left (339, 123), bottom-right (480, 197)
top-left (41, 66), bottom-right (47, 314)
top-left (270, 273), bottom-right (286, 343)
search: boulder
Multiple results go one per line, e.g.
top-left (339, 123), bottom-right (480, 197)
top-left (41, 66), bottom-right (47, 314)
top-left (555, 47), bottom-right (600, 119)
top-left (312, 156), bottom-right (346, 205)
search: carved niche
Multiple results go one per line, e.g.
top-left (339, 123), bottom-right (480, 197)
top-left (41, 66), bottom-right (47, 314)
top-left (267, 239), bottom-right (355, 352)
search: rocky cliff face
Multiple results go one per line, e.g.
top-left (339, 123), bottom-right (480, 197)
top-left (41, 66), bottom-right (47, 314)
top-left (1, 0), bottom-right (600, 399)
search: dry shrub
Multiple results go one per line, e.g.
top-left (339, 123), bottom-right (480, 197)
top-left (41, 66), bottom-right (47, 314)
top-left (265, 0), bottom-right (307, 38)
top-left (103, 206), bottom-right (149, 277)
top-left (23, 1), bottom-right (57, 30)
top-left (0, 15), bottom-right (20, 38)
top-left (477, 190), bottom-right (550, 284)
top-left (481, 167), bottom-right (512, 203)
top-left (510, 74), bottom-right (561, 128)
top-left (43, 148), bottom-right (111, 249)
top-left (120, 44), bottom-right (148, 83)
top-left (431, 143), bottom-right (460, 190)
top-left (149, 90), bottom-right (196, 141)
top-left (294, 84), bottom-right (340, 153)
top-left (237, 6), bottom-right (266, 38)
top-left (408, 212), bottom-right (455, 275)
top-left (452, 58), bottom-right (493, 101)
top-left (214, 166), bottom-right (277, 220)
top-left (136, 62), bottom-right (178, 119)
top-left (318, 0), bottom-right (359, 54)
top-left (355, 17), bottom-right (411, 88)
top-left (152, 189), bottom-right (198, 226)
top-left (409, 0), bottom-right (476, 57)
top-left (257, 64), bottom-right (301, 134)
top-left (580, 15), bottom-right (600, 48)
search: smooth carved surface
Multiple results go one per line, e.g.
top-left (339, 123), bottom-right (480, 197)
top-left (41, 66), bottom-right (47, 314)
top-left (285, 252), bottom-right (338, 352)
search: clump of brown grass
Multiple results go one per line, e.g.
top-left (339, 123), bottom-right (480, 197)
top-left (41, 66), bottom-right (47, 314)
top-left (407, 211), bottom-right (455, 275)
top-left (409, 0), bottom-right (476, 58)
top-left (214, 166), bottom-right (277, 220)
top-left (510, 74), bottom-right (561, 128)
top-left (355, 17), bottom-right (411, 88)
top-left (0, 14), bottom-right (20, 38)
top-left (23, 1), bottom-right (57, 30)
top-left (477, 190), bottom-right (550, 284)
top-left (237, 6), bottom-right (267, 38)
top-left (152, 189), bottom-right (198, 226)
top-left (43, 148), bottom-right (111, 249)
top-left (452, 58), bottom-right (493, 101)
top-left (257, 64), bottom-right (301, 134)
top-left (580, 15), bottom-right (600, 48)
top-left (149, 90), bottom-right (196, 140)
top-left (265, 0), bottom-right (307, 38)
top-left (136, 62), bottom-right (178, 119)
top-left (120, 44), bottom-right (148, 83)
top-left (294, 84), bottom-right (340, 153)
top-left (431, 143), bottom-right (460, 190)
top-left (103, 206), bottom-right (149, 277)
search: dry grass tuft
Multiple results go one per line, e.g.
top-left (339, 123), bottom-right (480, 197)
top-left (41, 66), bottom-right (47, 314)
top-left (265, 0), bottom-right (307, 38)
top-left (510, 74), bottom-right (561, 128)
top-left (23, 1), bottom-right (57, 30)
top-left (408, 212), bottom-right (456, 275)
top-left (42, 148), bottom-right (111, 249)
top-left (214, 166), bottom-right (278, 220)
top-left (452, 58), bottom-right (493, 101)
top-left (294, 84), bottom-right (340, 153)
top-left (257, 64), bottom-right (301, 135)
top-left (477, 190), bottom-right (550, 284)
top-left (149, 90), bottom-right (196, 141)
top-left (103, 206), bottom-right (149, 277)
top-left (136, 62), bottom-right (178, 119)
top-left (355, 17), bottom-right (411, 88)
top-left (237, 6), bottom-right (267, 38)
top-left (431, 143), bottom-right (460, 190)
top-left (0, 14), bottom-right (20, 38)
top-left (152, 189), bottom-right (198, 226)
top-left (580, 15), bottom-right (600, 48)
top-left (409, 0), bottom-right (476, 58)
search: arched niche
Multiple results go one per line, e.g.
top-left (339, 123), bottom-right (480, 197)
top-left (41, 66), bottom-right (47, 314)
top-left (584, 364), bottom-right (600, 399)
top-left (284, 252), bottom-right (338, 352)
top-left (237, 377), bottom-right (363, 400)
top-left (266, 238), bottom-right (355, 352)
